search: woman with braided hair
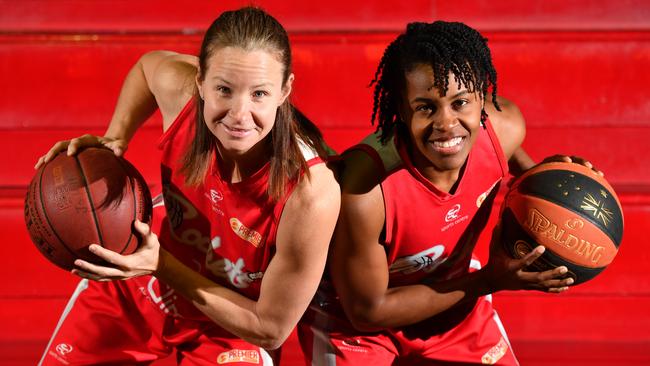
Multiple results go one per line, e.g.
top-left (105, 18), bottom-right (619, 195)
top-left (298, 21), bottom-right (596, 365)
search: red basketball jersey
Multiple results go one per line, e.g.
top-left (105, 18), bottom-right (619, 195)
top-left (355, 120), bottom-right (508, 287)
top-left (155, 100), bottom-right (323, 320)
top-left (306, 120), bottom-right (508, 330)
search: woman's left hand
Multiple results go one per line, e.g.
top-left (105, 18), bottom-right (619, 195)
top-left (72, 220), bottom-right (161, 281)
top-left (541, 154), bottom-right (604, 176)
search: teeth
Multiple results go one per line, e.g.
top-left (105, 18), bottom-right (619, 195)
top-left (434, 137), bottom-right (462, 148)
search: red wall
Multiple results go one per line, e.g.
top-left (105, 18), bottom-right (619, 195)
top-left (1, 1), bottom-right (649, 364)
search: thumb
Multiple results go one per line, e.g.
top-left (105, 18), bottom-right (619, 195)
top-left (133, 219), bottom-right (151, 236)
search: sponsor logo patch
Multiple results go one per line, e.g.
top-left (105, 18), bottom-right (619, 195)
top-left (217, 349), bottom-right (260, 364)
top-left (230, 218), bottom-right (262, 247)
top-left (481, 337), bottom-right (508, 364)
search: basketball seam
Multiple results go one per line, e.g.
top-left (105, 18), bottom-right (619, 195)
top-left (36, 163), bottom-right (79, 264)
top-left (115, 157), bottom-right (137, 255)
top-left (75, 154), bottom-right (105, 246)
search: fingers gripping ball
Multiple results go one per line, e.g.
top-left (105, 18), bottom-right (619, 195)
top-left (24, 148), bottom-right (152, 271)
top-left (501, 162), bottom-right (623, 285)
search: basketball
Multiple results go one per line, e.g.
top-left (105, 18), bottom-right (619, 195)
top-left (501, 161), bottom-right (624, 285)
top-left (24, 147), bottom-right (152, 271)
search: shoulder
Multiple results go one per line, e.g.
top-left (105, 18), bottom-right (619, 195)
top-left (485, 95), bottom-right (526, 160)
top-left (335, 149), bottom-right (386, 232)
top-left (285, 163), bottom-right (340, 216)
top-left (142, 51), bottom-right (199, 130)
top-left (340, 149), bottom-right (384, 195)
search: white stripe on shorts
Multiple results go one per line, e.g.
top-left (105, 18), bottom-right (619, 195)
top-left (38, 279), bottom-right (89, 366)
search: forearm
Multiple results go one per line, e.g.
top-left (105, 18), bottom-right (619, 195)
top-left (104, 55), bottom-right (159, 142)
top-left (154, 250), bottom-right (286, 349)
top-left (508, 147), bottom-right (536, 177)
top-left (347, 271), bottom-right (491, 331)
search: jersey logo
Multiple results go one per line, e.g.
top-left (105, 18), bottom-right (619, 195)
top-left (204, 189), bottom-right (225, 216)
top-left (55, 343), bottom-right (73, 356)
top-left (230, 218), bottom-right (263, 247)
top-left (389, 245), bottom-right (447, 275)
top-left (445, 204), bottom-right (462, 222)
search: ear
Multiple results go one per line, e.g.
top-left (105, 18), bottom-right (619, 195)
top-left (279, 73), bottom-right (294, 106)
top-left (195, 68), bottom-right (204, 100)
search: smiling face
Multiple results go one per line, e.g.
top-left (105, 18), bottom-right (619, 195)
top-left (401, 64), bottom-right (483, 180)
top-left (197, 46), bottom-right (293, 160)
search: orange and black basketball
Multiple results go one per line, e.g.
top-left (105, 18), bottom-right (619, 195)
top-left (24, 148), bottom-right (152, 271)
top-left (501, 161), bottom-right (623, 285)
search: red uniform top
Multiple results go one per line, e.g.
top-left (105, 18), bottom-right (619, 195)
top-left (155, 99), bottom-right (323, 321)
top-left (355, 120), bottom-right (508, 288)
top-left (310, 120), bottom-right (507, 334)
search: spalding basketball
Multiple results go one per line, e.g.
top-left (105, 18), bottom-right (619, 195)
top-left (24, 148), bottom-right (152, 271)
top-left (501, 161), bottom-right (623, 285)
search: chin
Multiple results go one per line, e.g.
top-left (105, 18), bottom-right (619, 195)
top-left (430, 154), bottom-right (468, 172)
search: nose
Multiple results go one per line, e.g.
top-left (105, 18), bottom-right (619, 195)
top-left (228, 96), bottom-right (251, 123)
top-left (432, 106), bottom-right (458, 131)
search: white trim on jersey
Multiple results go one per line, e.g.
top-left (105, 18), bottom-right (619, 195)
top-left (310, 311), bottom-right (337, 366)
top-left (260, 347), bottom-right (275, 365)
top-left (297, 136), bottom-right (320, 161)
top-left (492, 310), bottom-right (520, 366)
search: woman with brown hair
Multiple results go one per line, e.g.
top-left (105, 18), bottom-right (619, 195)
top-left (36, 7), bottom-right (339, 365)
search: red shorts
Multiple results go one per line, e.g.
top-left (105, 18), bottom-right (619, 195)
top-left (298, 295), bottom-right (519, 366)
top-left (39, 276), bottom-right (278, 365)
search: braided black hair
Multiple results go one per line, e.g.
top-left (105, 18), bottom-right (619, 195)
top-left (370, 21), bottom-right (500, 142)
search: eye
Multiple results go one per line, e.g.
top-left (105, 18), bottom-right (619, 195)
top-left (216, 85), bottom-right (231, 95)
top-left (252, 90), bottom-right (269, 98)
top-left (452, 99), bottom-right (469, 110)
top-left (415, 104), bottom-right (434, 114)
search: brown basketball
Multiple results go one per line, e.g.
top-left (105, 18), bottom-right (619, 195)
top-left (24, 147), bottom-right (152, 271)
top-left (501, 161), bottom-right (624, 285)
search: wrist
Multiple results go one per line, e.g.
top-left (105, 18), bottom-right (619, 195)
top-left (153, 247), bottom-right (171, 279)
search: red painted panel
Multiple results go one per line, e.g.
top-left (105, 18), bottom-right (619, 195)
top-left (493, 294), bottom-right (650, 342)
top-left (490, 32), bottom-right (650, 129)
top-left (1, 0), bottom-right (648, 32)
top-left (509, 340), bottom-right (650, 366)
top-left (0, 128), bottom-right (163, 191)
top-left (1, 33), bottom-right (648, 132)
top-left (0, 299), bottom-right (69, 341)
top-left (522, 126), bottom-right (650, 187)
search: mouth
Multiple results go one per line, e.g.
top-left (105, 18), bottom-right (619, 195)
top-left (221, 123), bottom-right (254, 138)
top-left (429, 136), bottom-right (465, 154)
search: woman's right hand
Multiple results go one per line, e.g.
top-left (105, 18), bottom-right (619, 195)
top-left (34, 134), bottom-right (128, 169)
top-left (481, 224), bottom-right (573, 294)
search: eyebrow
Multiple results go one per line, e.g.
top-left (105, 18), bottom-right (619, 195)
top-left (211, 76), bottom-right (273, 89)
top-left (411, 89), bottom-right (469, 104)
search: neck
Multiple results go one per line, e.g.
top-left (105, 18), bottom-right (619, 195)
top-left (216, 139), bottom-right (272, 183)
top-left (408, 145), bottom-right (466, 194)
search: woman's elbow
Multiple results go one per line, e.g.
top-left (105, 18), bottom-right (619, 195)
top-left (248, 328), bottom-right (292, 350)
top-left (345, 304), bottom-right (385, 333)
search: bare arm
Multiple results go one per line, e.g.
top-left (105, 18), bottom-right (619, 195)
top-left (331, 150), bottom-right (571, 332)
top-left (486, 96), bottom-right (535, 176)
top-left (74, 163), bottom-right (340, 349)
top-left (35, 50), bottom-right (196, 167)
